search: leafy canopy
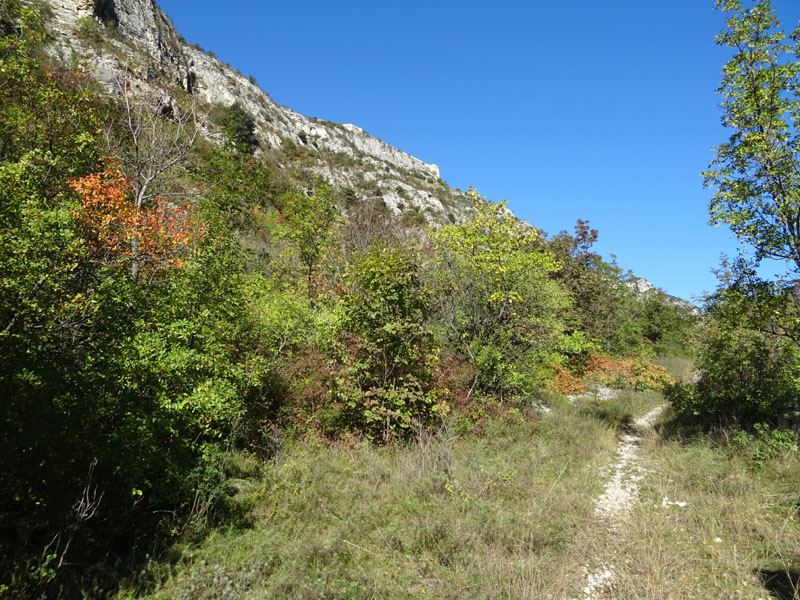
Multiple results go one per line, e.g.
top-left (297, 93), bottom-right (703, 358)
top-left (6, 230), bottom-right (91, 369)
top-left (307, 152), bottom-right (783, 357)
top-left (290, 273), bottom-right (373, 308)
top-left (704, 0), bottom-right (800, 274)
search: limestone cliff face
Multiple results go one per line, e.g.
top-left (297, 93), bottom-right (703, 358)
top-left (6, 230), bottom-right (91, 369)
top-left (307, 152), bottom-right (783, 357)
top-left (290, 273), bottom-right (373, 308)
top-left (626, 277), bottom-right (701, 315)
top-left (38, 0), bottom-right (469, 223)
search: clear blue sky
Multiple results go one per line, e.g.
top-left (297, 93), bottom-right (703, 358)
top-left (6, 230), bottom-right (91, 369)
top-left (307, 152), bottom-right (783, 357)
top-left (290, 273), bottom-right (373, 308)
top-left (159, 0), bottom-right (799, 303)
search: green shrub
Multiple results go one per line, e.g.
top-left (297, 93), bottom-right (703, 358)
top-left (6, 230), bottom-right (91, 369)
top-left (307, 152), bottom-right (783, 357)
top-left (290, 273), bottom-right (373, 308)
top-left (431, 194), bottom-right (584, 399)
top-left (220, 102), bottom-right (258, 153)
top-left (729, 423), bottom-right (797, 468)
top-left (666, 325), bottom-right (800, 426)
top-left (336, 244), bottom-right (446, 440)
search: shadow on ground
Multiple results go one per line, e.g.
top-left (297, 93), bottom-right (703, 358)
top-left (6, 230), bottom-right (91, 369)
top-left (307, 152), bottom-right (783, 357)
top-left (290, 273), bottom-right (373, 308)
top-left (756, 567), bottom-right (800, 600)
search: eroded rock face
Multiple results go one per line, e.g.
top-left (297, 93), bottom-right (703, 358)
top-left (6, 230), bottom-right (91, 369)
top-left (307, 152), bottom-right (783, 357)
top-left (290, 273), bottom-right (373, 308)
top-left (75, 0), bottom-right (93, 15)
top-left (626, 277), bottom-right (701, 315)
top-left (627, 277), bottom-right (655, 296)
top-left (37, 0), bottom-right (472, 224)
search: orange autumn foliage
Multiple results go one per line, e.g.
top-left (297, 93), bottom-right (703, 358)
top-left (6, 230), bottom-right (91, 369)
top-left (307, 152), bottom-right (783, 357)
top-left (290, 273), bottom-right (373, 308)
top-left (70, 162), bottom-right (205, 275)
top-left (550, 363), bottom-right (587, 396)
top-left (548, 354), bottom-right (672, 396)
top-left (584, 354), bottom-right (671, 391)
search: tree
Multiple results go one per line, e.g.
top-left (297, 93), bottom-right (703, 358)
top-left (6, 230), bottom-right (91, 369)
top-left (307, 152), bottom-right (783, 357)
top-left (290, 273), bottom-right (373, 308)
top-left (279, 181), bottom-right (341, 296)
top-left (0, 8), bottom-right (268, 591)
top-left (104, 76), bottom-right (203, 280)
top-left (221, 101), bottom-right (258, 154)
top-left (549, 220), bottom-right (646, 356)
top-left (431, 190), bottom-right (582, 397)
top-left (670, 0), bottom-right (800, 427)
top-left (704, 0), bottom-right (800, 274)
top-left (340, 243), bottom-right (442, 440)
top-left (70, 161), bottom-right (206, 279)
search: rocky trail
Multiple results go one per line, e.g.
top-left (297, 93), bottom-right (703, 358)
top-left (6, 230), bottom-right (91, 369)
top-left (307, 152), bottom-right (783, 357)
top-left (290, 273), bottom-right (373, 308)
top-left (576, 402), bottom-right (668, 599)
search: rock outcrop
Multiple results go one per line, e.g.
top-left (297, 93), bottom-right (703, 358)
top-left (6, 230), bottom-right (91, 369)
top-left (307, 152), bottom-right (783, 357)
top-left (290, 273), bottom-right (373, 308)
top-left (626, 277), bottom-right (701, 315)
top-left (39, 0), bottom-right (472, 223)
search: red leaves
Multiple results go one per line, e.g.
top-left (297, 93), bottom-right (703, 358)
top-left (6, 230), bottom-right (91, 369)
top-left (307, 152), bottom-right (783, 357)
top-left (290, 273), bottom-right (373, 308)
top-left (584, 354), bottom-right (672, 391)
top-left (550, 363), bottom-right (586, 396)
top-left (70, 161), bottom-right (206, 276)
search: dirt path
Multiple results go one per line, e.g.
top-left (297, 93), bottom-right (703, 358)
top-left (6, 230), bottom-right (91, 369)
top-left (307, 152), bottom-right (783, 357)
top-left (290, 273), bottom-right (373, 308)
top-left (578, 403), bottom-right (667, 599)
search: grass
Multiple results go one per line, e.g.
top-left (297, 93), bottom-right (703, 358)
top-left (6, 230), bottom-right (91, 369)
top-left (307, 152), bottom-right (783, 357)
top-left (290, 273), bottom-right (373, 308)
top-left (656, 355), bottom-right (696, 381)
top-left (118, 384), bottom-right (800, 599)
top-left (578, 389), bottom-right (664, 430)
top-left (120, 401), bottom-right (621, 599)
top-left (608, 406), bottom-right (800, 599)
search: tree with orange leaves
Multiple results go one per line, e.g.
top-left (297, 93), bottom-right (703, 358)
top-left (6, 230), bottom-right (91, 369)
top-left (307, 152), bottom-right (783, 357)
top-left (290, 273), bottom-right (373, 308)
top-left (70, 161), bottom-right (205, 281)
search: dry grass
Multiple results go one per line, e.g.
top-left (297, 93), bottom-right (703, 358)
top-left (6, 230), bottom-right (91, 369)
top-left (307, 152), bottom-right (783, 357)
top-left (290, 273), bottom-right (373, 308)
top-left (119, 393), bottom-right (800, 599)
top-left (605, 407), bottom-right (800, 599)
top-left (655, 356), bottom-right (696, 381)
top-left (123, 401), bottom-right (621, 599)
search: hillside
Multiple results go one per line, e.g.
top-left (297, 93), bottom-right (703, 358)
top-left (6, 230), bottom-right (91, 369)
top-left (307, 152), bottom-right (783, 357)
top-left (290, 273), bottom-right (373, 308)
top-left (626, 276), bottom-right (701, 315)
top-left (0, 2), bottom-right (732, 598)
top-left (36, 0), bottom-right (702, 310)
top-left (39, 0), bottom-right (474, 225)
top-left (7, 2), bottom-right (800, 598)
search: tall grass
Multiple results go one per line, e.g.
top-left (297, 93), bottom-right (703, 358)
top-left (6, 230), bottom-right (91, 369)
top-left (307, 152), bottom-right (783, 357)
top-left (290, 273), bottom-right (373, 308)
top-left (123, 403), bottom-right (620, 599)
top-left (119, 390), bottom-right (800, 599)
top-left (609, 407), bottom-right (800, 599)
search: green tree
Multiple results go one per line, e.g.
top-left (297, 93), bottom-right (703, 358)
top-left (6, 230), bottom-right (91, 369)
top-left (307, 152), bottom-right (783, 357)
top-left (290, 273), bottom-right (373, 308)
top-left (704, 0), bottom-right (800, 273)
top-left (431, 191), bottom-right (583, 397)
top-left (279, 181), bottom-right (341, 296)
top-left (673, 0), bottom-right (800, 428)
top-left (0, 6), bottom-right (271, 592)
top-left (221, 101), bottom-right (258, 154)
top-left (339, 244), bottom-right (442, 440)
top-left (549, 220), bottom-right (646, 357)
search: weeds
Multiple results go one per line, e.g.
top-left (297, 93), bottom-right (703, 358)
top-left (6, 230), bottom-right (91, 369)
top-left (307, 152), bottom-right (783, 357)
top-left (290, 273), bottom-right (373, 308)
top-left (118, 393), bottom-right (800, 599)
top-left (123, 405), bottom-right (618, 598)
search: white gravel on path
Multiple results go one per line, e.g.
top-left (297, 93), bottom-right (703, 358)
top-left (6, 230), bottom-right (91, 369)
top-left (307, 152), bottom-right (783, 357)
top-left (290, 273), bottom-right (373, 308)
top-left (578, 402), bottom-right (667, 599)
top-left (567, 385), bottom-right (620, 403)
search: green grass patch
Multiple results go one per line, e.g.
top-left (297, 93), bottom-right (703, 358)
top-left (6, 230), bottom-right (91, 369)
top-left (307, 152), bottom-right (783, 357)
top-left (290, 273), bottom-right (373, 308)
top-left (116, 394), bottom-right (800, 599)
top-left (608, 407), bottom-right (800, 599)
top-left (577, 389), bottom-right (664, 430)
top-left (119, 404), bottom-right (619, 599)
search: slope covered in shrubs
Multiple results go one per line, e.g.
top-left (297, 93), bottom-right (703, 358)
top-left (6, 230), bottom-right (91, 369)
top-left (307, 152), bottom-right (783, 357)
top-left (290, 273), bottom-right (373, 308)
top-left (0, 3), bottom-right (698, 596)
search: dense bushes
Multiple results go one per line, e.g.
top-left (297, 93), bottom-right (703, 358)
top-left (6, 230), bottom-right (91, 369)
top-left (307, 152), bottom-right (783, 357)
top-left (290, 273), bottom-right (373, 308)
top-left (549, 354), bottom-right (672, 396)
top-left (431, 194), bottom-right (587, 399)
top-left (667, 279), bottom-right (800, 427)
top-left (0, 8), bottom-right (270, 595)
top-left (584, 354), bottom-right (672, 391)
top-left (667, 328), bottom-right (800, 425)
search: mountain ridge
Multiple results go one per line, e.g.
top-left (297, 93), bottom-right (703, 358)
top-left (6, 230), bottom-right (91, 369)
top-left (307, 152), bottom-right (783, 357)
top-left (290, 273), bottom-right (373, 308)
top-left (39, 0), bottom-right (472, 224)
top-left (626, 276), bottom-right (701, 315)
top-left (34, 0), bottom-right (699, 310)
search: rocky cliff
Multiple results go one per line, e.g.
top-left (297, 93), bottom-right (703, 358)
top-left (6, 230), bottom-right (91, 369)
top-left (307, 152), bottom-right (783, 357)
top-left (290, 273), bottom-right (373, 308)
top-left (626, 277), bottom-right (701, 315)
top-left (39, 0), bottom-right (471, 224)
top-left (32, 0), bottom-right (701, 310)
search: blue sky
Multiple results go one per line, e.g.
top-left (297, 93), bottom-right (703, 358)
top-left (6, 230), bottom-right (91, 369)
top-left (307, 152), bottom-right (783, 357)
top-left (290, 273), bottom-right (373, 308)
top-left (158, 0), bottom-right (799, 303)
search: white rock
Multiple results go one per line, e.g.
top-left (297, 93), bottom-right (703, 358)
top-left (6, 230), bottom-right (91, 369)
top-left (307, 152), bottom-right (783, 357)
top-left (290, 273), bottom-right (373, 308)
top-left (38, 0), bottom-right (473, 225)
